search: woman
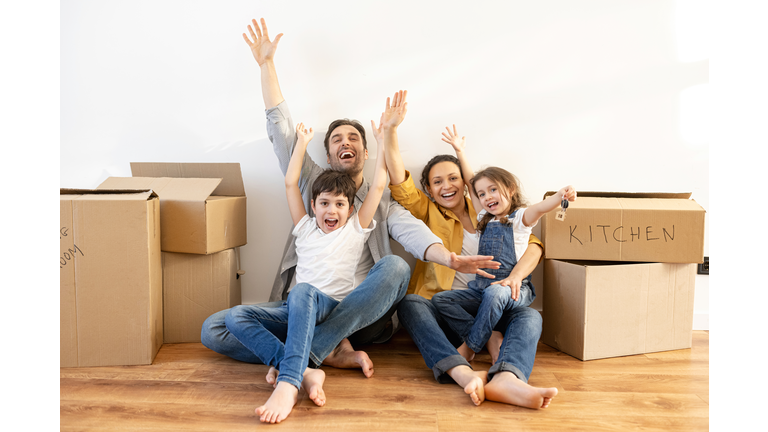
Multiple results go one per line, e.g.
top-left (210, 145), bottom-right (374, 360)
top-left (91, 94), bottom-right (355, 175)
top-left (375, 90), bottom-right (558, 409)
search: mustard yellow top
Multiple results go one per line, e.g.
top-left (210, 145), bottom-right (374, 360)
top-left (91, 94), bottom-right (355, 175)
top-left (389, 171), bottom-right (543, 299)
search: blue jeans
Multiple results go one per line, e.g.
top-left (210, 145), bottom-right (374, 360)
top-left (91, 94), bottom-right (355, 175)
top-left (431, 282), bottom-right (534, 353)
top-left (398, 294), bottom-right (541, 383)
top-left (201, 255), bottom-right (410, 369)
top-left (225, 283), bottom-right (339, 389)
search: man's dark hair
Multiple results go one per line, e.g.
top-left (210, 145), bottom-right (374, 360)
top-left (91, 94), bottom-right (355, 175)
top-left (311, 169), bottom-right (357, 206)
top-left (323, 119), bottom-right (368, 157)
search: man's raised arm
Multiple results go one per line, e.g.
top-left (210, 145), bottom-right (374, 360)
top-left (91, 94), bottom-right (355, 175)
top-left (243, 18), bottom-right (284, 110)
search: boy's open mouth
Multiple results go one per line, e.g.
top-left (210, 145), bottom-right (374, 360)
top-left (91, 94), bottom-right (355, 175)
top-left (325, 218), bottom-right (339, 229)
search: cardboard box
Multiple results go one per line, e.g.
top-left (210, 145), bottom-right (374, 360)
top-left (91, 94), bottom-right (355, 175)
top-left (162, 248), bottom-right (242, 343)
top-left (541, 259), bottom-right (696, 361)
top-left (540, 192), bottom-right (706, 263)
top-left (60, 188), bottom-right (163, 367)
top-left (97, 162), bottom-right (247, 254)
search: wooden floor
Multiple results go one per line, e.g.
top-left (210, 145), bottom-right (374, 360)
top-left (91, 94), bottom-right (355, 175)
top-left (60, 330), bottom-right (709, 431)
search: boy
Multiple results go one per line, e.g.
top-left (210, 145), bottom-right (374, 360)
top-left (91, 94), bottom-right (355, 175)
top-left (224, 120), bottom-right (390, 424)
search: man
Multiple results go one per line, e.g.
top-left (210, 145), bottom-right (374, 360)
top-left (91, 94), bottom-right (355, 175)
top-left (200, 17), bottom-right (500, 392)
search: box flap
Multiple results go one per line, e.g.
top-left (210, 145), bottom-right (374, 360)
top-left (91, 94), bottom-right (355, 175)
top-left (97, 177), bottom-right (221, 202)
top-left (60, 188), bottom-right (158, 200)
top-left (543, 191), bottom-right (692, 200)
top-left (131, 162), bottom-right (245, 196)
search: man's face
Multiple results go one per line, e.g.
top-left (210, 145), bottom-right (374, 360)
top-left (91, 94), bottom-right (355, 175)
top-left (326, 125), bottom-right (368, 176)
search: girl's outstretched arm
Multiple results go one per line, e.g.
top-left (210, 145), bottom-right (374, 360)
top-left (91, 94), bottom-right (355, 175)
top-left (442, 125), bottom-right (478, 207)
top-left (522, 185), bottom-right (577, 227)
top-left (285, 123), bottom-right (313, 226)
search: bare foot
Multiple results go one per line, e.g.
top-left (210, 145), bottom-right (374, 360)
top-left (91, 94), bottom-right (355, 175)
top-left (457, 342), bottom-right (476, 363)
top-left (484, 371), bottom-right (558, 409)
top-left (487, 331), bottom-right (503, 365)
top-left (322, 338), bottom-right (374, 378)
top-left (447, 365), bottom-right (487, 406)
top-left (302, 368), bottom-right (326, 407)
top-left (255, 381), bottom-right (299, 423)
top-left (266, 366), bottom-right (278, 388)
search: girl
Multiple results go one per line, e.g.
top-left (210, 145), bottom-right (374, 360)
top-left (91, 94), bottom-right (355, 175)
top-left (431, 125), bottom-right (576, 363)
top-left (382, 90), bottom-right (559, 410)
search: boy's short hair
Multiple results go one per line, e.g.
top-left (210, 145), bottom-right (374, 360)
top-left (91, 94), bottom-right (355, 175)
top-left (311, 169), bottom-right (357, 206)
top-left (323, 119), bottom-right (368, 156)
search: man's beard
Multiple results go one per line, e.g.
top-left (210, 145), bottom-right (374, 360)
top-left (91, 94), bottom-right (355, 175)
top-left (329, 156), bottom-right (364, 178)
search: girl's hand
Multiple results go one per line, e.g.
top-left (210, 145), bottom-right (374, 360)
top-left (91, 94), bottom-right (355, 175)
top-left (558, 185), bottom-right (577, 202)
top-left (441, 124), bottom-right (466, 153)
top-left (370, 119), bottom-right (383, 145)
top-left (295, 122), bottom-right (314, 146)
top-left (490, 274), bottom-right (523, 301)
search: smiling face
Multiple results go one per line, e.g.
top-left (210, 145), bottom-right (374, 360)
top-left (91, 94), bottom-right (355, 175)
top-left (473, 176), bottom-right (513, 218)
top-left (326, 124), bottom-right (368, 177)
top-left (427, 161), bottom-right (467, 212)
top-left (311, 192), bottom-right (354, 234)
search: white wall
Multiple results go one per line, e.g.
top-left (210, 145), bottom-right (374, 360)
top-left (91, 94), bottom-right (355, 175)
top-left (60, 0), bottom-right (709, 328)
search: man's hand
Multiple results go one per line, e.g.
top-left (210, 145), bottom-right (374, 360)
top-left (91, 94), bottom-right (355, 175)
top-left (490, 273), bottom-right (523, 301)
top-left (380, 90), bottom-right (408, 131)
top-left (441, 124), bottom-right (466, 154)
top-left (243, 18), bottom-right (283, 66)
top-left (448, 252), bottom-right (500, 279)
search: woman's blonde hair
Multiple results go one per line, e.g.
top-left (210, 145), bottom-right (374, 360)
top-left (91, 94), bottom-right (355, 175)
top-left (471, 166), bottom-right (527, 233)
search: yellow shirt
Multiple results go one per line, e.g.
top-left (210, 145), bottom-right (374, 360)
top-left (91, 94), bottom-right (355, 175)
top-left (389, 171), bottom-right (543, 299)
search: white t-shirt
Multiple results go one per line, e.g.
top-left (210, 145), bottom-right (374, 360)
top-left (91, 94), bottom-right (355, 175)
top-left (292, 213), bottom-right (376, 301)
top-left (477, 208), bottom-right (536, 266)
top-left (450, 228), bottom-right (479, 291)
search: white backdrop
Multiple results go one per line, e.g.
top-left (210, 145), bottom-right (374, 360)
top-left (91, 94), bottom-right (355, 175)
top-left (60, 0), bottom-right (709, 328)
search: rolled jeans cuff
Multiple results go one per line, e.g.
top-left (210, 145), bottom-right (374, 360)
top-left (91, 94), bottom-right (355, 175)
top-left (275, 374), bottom-right (302, 390)
top-left (488, 361), bottom-right (527, 383)
top-left (433, 355), bottom-right (472, 384)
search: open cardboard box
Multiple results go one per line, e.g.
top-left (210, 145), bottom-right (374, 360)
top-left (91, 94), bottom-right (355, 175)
top-left (60, 188), bottom-right (162, 367)
top-left (97, 162), bottom-right (247, 255)
top-left (541, 192), bottom-right (706, 263)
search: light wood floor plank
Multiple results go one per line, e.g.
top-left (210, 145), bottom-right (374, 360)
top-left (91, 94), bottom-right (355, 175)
top-left (61, 400), bottom-right (439, 432)
top-left (60, 330), bottom-right (709, 430)
top-left (437, 410), bottom-right (708, 432)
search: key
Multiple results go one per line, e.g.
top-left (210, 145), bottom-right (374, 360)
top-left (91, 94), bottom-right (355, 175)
top-left (555, 198), bottom-right (568, 221)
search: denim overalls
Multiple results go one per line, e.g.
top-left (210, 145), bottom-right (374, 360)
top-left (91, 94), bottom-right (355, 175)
top-left (432, 209), bottom-right (536, 353)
